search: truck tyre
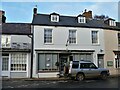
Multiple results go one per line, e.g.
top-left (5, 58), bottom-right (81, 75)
top-left (101, 72), bottom-right (108, 80)
top-left (76, 73), bottom-right (84, 81)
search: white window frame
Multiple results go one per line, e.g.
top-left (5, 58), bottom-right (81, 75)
top-left (44, 29), bottom-right (53, 44)
top-left (78, 17), bottom-right (86, 23)
top-left (69, 30), bottom-right (77, 44)
top-left (2, 55), bottom-right (9, 71)
top-left (1, 35), bottom-right (11, 48)
top-left (51, 15), bottom-right (59, 22)
top-left (91, 31), bottom-right (99, 45)
top-left (109, 20), bottom-right (116, 26)
top-left (11, 53), bottom-right (27, 72)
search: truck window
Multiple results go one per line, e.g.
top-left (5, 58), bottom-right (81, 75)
top-left (72, 61), bottom-right (79, 68)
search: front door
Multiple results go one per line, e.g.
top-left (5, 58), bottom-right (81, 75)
top-left (98, 54), bottom-right (104, 68)
top-left (1, 54), bottom-right (10, 77)
top-left (59, 56), bottom-right (68, 74)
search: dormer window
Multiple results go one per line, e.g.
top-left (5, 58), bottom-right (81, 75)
top-left (50, 12), bottom-right (59, 22)
top-left (104, 18), bottom-right (116, 27)
top-left (109, 20), bottom-right (116, 26)
top-left (51, 15), bottom-right (59, 22)
top-left (78, 16), bottom-right (86, 23)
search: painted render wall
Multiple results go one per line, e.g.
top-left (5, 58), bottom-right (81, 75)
top-left (104, 30), bottom-right (118, 75)
top-left (32, 25), bottom-right (105, 78)
top-left (1, 34), bottom-right (31, 78)
top-left (11, 35), bottom-right (31, 43)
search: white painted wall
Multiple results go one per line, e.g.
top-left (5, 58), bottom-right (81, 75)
top-left (34, 26), bottom-right (104, 50)
top-left (11, 35), bottom-right (31, 43)
top-left (33, 25), bottom-right (105, 77)
top-left (34, 26), bottom-right (104, 52)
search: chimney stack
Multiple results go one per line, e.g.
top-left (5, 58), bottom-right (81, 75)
top-left (33, 5), bottom-right (37, 16)
top-left (0, 10), bottom-right (6, 23)
top-left (82, 9), bottom-right (92, 19)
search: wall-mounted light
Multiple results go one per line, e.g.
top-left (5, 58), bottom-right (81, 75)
top-left (100, 49), bottom-right (103, 52)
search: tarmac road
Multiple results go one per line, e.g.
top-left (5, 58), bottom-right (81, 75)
top-left (1, 77), bottom-right (119, 89)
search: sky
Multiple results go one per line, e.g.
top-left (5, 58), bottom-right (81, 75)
top-left (0, 1), bottom-right (120, 23)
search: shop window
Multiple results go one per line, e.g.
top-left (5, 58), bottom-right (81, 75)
top-left (11, 53), bottom-right (27, 71)
top-left (38, 54), bottom-right (58, 71)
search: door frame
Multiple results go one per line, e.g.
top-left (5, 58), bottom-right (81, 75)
top-left (1, 54), bottom-right (10, 77)
top-left (59, 54), bottom-right (71, 74)
top-left (97, 54), bottom-right (104, 68)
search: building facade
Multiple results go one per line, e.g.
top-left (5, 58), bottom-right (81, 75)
top-left (1, 23), bottom-right (32, 78)
top-left (32, 9), bottom-right (115, 78)
top-left (1, 8), bottom-right (120, 78)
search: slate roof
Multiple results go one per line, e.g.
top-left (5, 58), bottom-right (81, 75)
top-left (32, 14), bottom-right (120, 30)
top-left (1, 23), bottom-right (31, 35)
top-left (116, 22), bottom-right (120, 28)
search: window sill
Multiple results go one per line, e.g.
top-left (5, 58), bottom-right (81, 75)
top-left (10, 71), bottom-right (27, 72)
top-left (38, 70), bottom-right (59, 73)
top-left (44, 43), bottom-right (54, 45)
top-left (69, 43), bottom-right (77, 45)
top-left (92, 44), bottom-right (100, 46)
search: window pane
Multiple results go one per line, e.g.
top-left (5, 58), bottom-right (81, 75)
top-left (11, 53), bottom-right (27, 71)
top-left (92, 31), bottom-right (98, 44)
top-left (38, 54), bottom-right (58, 71)
top-left (69, 30), bottom-right (76, 44)
top-left (80, 63), bottom-right (90, 69)
top-left (72, 62), bottom-right (79, 68)
top-left (2, 35), bottom-right (11, 48)
top-left (44, 29), bottom-right (52, 43)
top-left (2, 57), bottom-right (9, 71)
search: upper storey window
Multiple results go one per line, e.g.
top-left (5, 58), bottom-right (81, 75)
top-left (109, 20), bottom-right (116, 26)
top-left (50, 12), bottom-right (59, 22)
top-left (77, 15), bottom-right (86, 23)
top-left (105, 18), bottom-right (116, 26)
top-left (1, 35), bottom-right (11, 48)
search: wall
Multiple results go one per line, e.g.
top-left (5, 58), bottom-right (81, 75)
top-left (34, 26), bottom-right (104, 51)
top-left (104, 30), bottom-right (118, 75)
top-left (10, 72), bottom-right (27, 78)
top-left (32, 25), bottom-right (105, 77)
top-left (11, 35), bottom-right (31, 43)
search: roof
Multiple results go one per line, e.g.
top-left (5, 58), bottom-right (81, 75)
top-left (32, 13), bottom-right (120, 30)
top-left (116, 22), bottom-right (120, 28)
top-left (1, 23), bottom-right (32, 35)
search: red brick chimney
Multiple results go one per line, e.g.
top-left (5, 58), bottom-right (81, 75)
top-left (82, 9), bottom-right (92, 19)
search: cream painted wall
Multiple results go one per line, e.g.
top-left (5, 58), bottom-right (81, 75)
top-left (104, 30), bottom-right (118, 69)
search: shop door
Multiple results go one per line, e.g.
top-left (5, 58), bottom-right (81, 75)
top-left (1, 54), bottom-right (10, 77)
top-left (59, 56), bottom-right (68, 74)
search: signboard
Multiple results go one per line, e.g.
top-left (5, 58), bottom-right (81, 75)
top-left (107, 61), bottom-right (113, 67)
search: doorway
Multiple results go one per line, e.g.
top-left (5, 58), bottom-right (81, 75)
top-left (97, 54), bottom-right (104, 68)
top-left (59, 56), bottom-right (68, 74)
top-left (1, 54), bottom-right (10, 77)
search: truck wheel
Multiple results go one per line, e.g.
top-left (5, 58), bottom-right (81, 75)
top-left (101, 73), bottom-right (108, 80)
top-left (76, 73), bottom-right (84, 81)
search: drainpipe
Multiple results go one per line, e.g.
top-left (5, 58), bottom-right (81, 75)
top-left (30, 25), bottom-right (34, 78)
top-left (28, 25), bottom-right (34, 78)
